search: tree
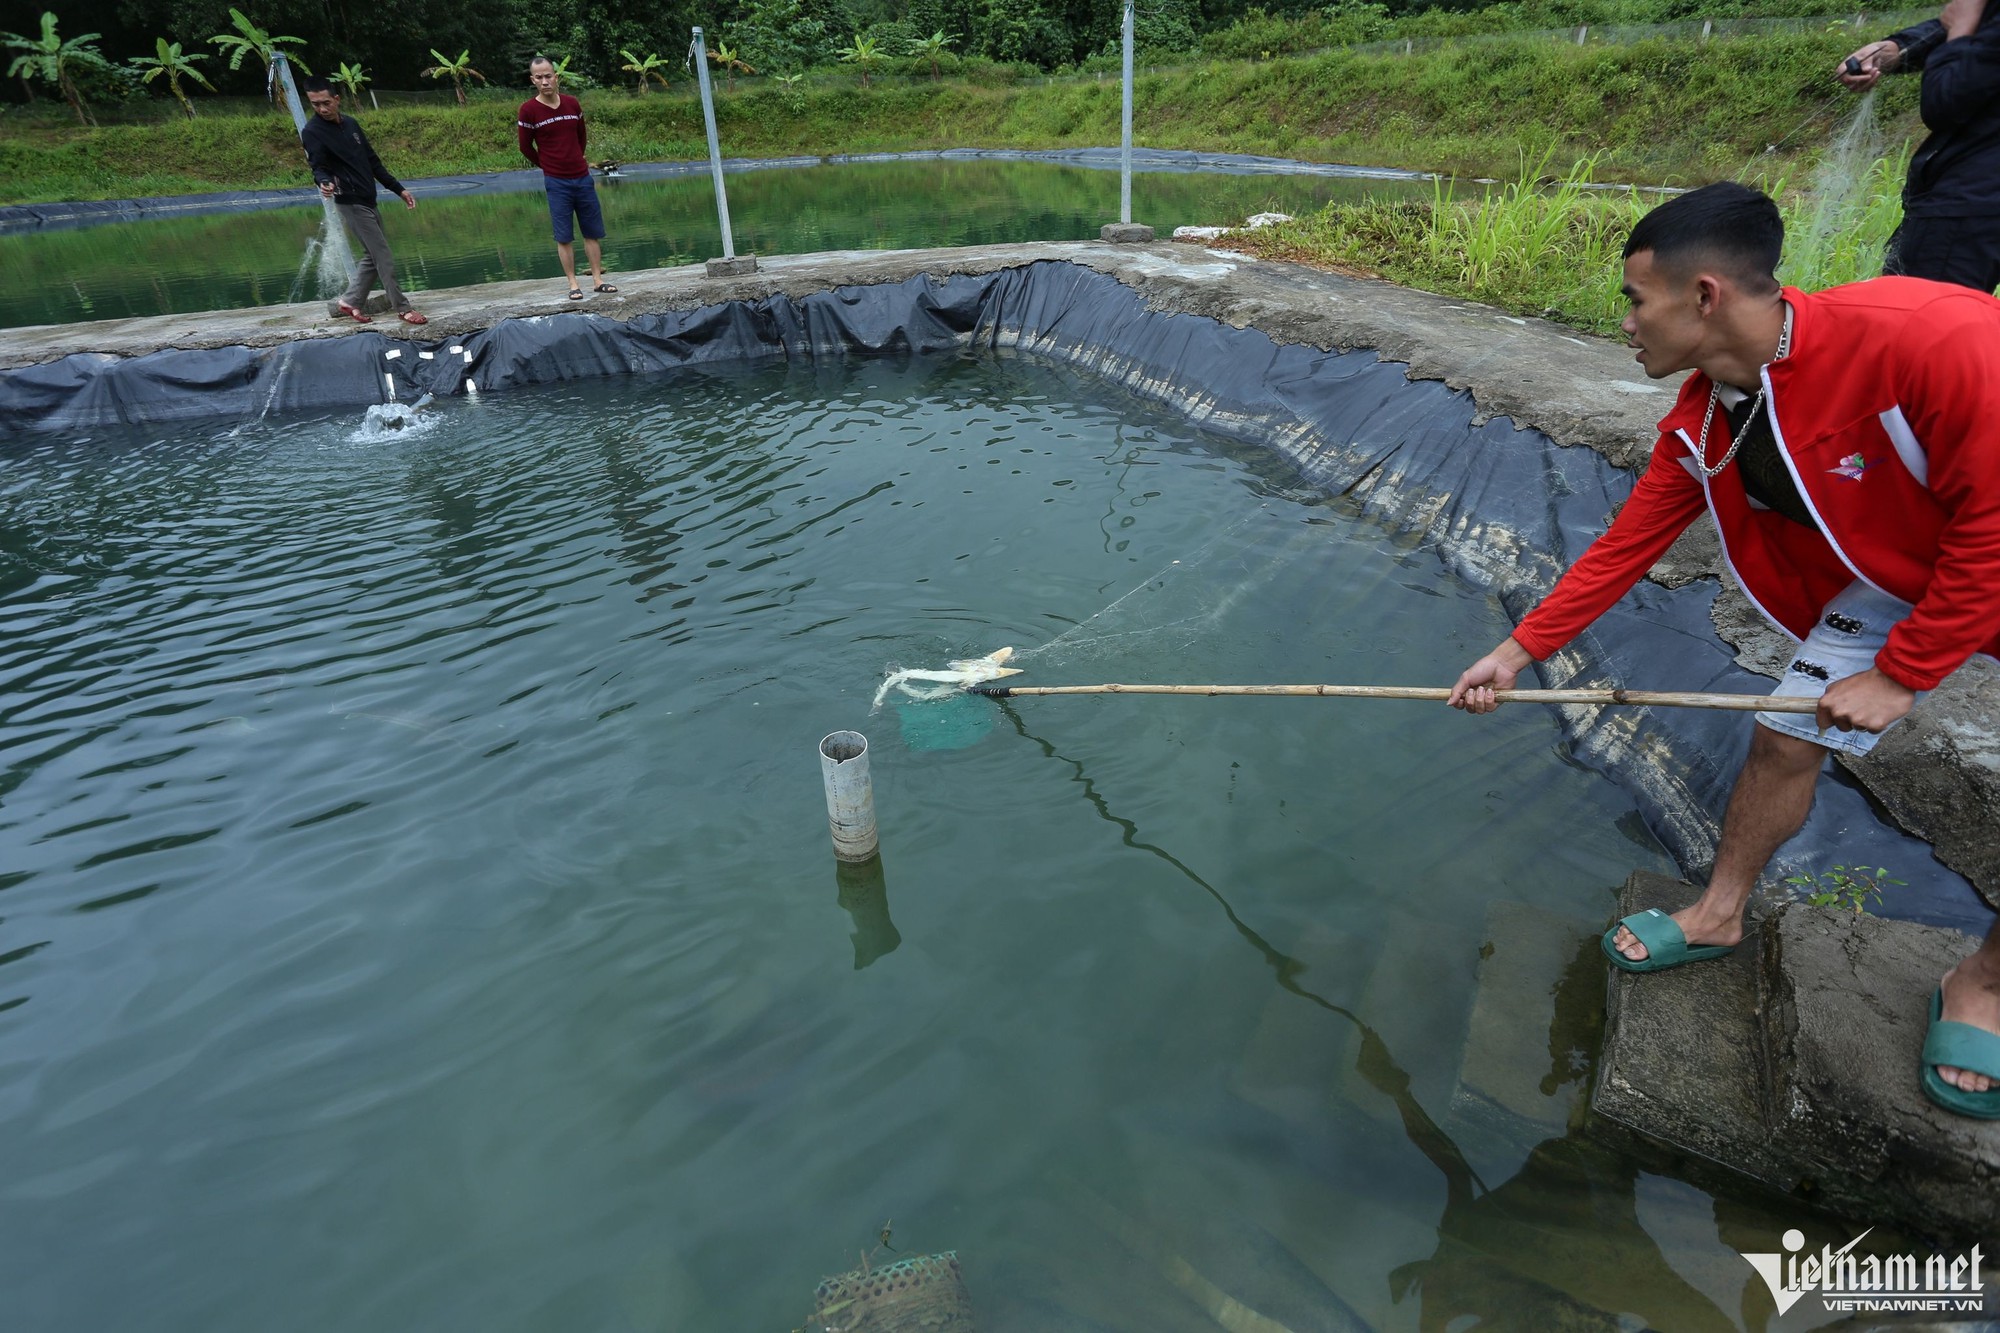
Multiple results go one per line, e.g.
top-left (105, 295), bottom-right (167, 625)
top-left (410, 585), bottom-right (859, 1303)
top-left (837, 34), bottom-right (882, 87)
top-left (210, 8), bottom-right (310, 101)
top-left (423, 48), bottom-right (486, 105)
top-left (707, 40), bottom-right (753, 92)
top-left (3, 12), bottom-right (110, 126)
top-left (618, 48), bottom-right (669, 93)
top-left (130, 37), bottom-right (215, 119)
top-left (908, 29), bottom-right (954, 80)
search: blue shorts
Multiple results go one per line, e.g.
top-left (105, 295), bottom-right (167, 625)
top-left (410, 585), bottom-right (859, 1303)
top-left (1757, 581), bottom-right (1924, 756)
top-left (545, 173), bottom-right (605, 245)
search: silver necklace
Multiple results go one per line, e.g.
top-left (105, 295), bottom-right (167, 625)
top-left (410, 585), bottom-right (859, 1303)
top-left (1693, 303), bottom-right (1794, 480)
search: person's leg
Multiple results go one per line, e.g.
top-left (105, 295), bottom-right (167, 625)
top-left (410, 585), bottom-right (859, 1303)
top-left (1613, 583), bottom-right (1914, 962)
top-left (361, 212), bottom-right (409, 312)
top-left (576, 179), bottom-right (611, 289)
top-left (336, 203), bottom-right (379, 312)
top-left (1611, 723), bottom-right (1825, 960)
top-left (547, 180), bottom-right (581, 294)
top-left (1883, 215), bottom-right (2000, 295)
top-left (1939, 928), bottom-right (2000, 1094)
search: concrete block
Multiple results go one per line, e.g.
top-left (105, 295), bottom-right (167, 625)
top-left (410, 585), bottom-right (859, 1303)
top-left (1100, 223), bottom-right (1156, 243)
top-left (1591, 872), bottom-right (1798, 1186)
top-left (704, 254), bottom-right (759, 277)
top-left (1594, 871), bottom-right (2000, 1246)
top-left (1446, 902), bottom-right (1598, 1177)
top-left (1758, 904), bottom-right (1999, 1240)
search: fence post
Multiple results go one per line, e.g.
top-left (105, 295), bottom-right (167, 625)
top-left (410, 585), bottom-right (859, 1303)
top-left (1576, 24), bottom-right (1588, 43)
top-left (1701, 18), bottom-right (1712, 42)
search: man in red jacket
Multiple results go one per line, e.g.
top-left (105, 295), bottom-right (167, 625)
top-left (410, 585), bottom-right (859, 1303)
top-left (517, 56), bottom-right (617, 301)
top-left (1448, 182), bottom-right (2000, 1117)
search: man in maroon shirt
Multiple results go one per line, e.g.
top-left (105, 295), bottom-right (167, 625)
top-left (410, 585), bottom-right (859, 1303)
top-left (517, 57), bottom-right (617, 300)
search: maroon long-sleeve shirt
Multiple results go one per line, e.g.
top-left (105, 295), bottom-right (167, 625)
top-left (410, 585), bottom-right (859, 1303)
top-left (517, 94), bottom-right (589, 178)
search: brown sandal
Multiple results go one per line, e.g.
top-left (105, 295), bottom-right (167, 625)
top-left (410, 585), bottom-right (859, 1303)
top-left (398, 310), bottom-right (428, 325)
top-left (336, 301), bottom-right (373, 324)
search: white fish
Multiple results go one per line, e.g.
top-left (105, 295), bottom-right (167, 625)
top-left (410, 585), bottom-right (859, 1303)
top-left (871, 647), bottom-right (1024, 710)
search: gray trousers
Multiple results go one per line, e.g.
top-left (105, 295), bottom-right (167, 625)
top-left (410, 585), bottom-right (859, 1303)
top-left (336, 202), bottom-right (409, 311)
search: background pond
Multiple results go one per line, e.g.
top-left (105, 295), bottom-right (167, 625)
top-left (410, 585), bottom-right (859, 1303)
top-left (0, 351), bottom-right (1857, 1330)
top-left (0, 157), bottom-right (1430, 329)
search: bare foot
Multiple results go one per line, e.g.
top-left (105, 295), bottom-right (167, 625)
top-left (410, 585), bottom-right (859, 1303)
top-left (1935, 956), bottom-right (2000, 1094)
top-left (1611, 902), bottom-right (1745, 962)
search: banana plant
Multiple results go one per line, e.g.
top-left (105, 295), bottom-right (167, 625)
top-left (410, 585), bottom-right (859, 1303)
top-left (619, 48), bottom-right (669, 93)
top-left (211, 7), bottom-right (310, 104)
top-left (707, 40), bottom-right (753, 92)
top-left (838, 34), bottom-right (881, 88)
top-left (423, 48), bottom-right (487, 106)
top-left (3, 12), bottom-right (110, 125)
top-left (130, 37), bottom-right (216, 119)
top-left (908, 29), bottom-right (954, 81)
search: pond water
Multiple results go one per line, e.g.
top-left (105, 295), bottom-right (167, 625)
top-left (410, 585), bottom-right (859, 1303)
top-left (0, 158), bottom-right (1429, 330)
top-left (1, 350), bottom-right (1845, 1329)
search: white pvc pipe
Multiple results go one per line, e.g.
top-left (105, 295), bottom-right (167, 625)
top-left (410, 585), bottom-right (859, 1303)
top-left (819, 731), bottom-right (878, 862)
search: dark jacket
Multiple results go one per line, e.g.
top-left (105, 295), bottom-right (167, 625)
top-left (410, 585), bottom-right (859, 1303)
top-left (1889, 8), bottom-right (2000, 217)
top-left (299, 113), bottom-right (404, 206)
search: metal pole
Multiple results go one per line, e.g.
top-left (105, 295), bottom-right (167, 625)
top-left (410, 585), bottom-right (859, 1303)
top-left (691, 27), bottom-right (736, 261)
top-left (1120, 0), bottom-right (1135, 225)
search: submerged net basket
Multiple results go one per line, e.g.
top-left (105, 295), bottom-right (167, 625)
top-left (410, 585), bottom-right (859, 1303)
top-left (809, 1251), bottom-right (974, 1332)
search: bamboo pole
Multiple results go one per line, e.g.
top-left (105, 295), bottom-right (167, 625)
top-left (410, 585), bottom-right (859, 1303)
top-left (968, 683), bottom-right (1819, 712)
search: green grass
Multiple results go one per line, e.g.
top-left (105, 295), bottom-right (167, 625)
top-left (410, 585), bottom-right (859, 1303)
top-left (1215, 148), bottom-right (1910, 337)
top-left (0, 28), bottom-right (1923, 205)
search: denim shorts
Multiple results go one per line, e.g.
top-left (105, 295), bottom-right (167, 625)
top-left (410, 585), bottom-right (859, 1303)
top-left (1757, 580), bottom-right (1923, 755)
top-left (545, 173), bottom-right (605, 244)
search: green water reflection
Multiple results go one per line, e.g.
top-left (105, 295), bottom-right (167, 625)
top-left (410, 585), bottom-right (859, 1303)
top-left (0, 159), bottom-right (1426, 329)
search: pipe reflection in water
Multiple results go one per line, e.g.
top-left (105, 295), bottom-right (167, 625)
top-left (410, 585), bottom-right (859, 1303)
top-left (834, 854), bottom-right (901, 970)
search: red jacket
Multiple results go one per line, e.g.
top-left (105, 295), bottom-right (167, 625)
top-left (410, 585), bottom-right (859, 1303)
top-left (1514, 278), bottom-right (2000, 691)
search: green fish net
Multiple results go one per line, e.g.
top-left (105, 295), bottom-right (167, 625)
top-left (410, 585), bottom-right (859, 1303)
top-left (809, 1251), bottom-right (974, 1332)
top-left (894, 694), bottom-right (994, 752)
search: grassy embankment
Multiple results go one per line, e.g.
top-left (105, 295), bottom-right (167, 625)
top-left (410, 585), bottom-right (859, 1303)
top-left (2, 29), bottom-right (1917, 202)
top-left (1218, 143), bottom-right (1911, 336)
top-left (0, 26), bottom-right (1921, 334)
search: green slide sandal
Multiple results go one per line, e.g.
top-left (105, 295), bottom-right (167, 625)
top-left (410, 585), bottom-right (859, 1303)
top-left (1601, 907), bottom-right (1736, 973)
top-left (1921, 988), bottom-right (2000, 1120)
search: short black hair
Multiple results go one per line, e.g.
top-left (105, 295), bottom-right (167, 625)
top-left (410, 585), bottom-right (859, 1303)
top-left (529, 54), bottom-right (554, 68)
top-left (1624, 182), bottom-right (1783, 293)
top-left (299, 76), bottom-right (332, 94)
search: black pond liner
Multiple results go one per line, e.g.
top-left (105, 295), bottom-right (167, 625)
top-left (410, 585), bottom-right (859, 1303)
top-left (1, 258), bottom-right (1986, 933)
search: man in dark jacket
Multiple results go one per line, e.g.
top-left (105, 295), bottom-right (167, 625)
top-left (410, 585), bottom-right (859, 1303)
top-left (1840, 0), bottom-right (2000, 292)
top-left (298, 78), bottom-right (427, 325)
